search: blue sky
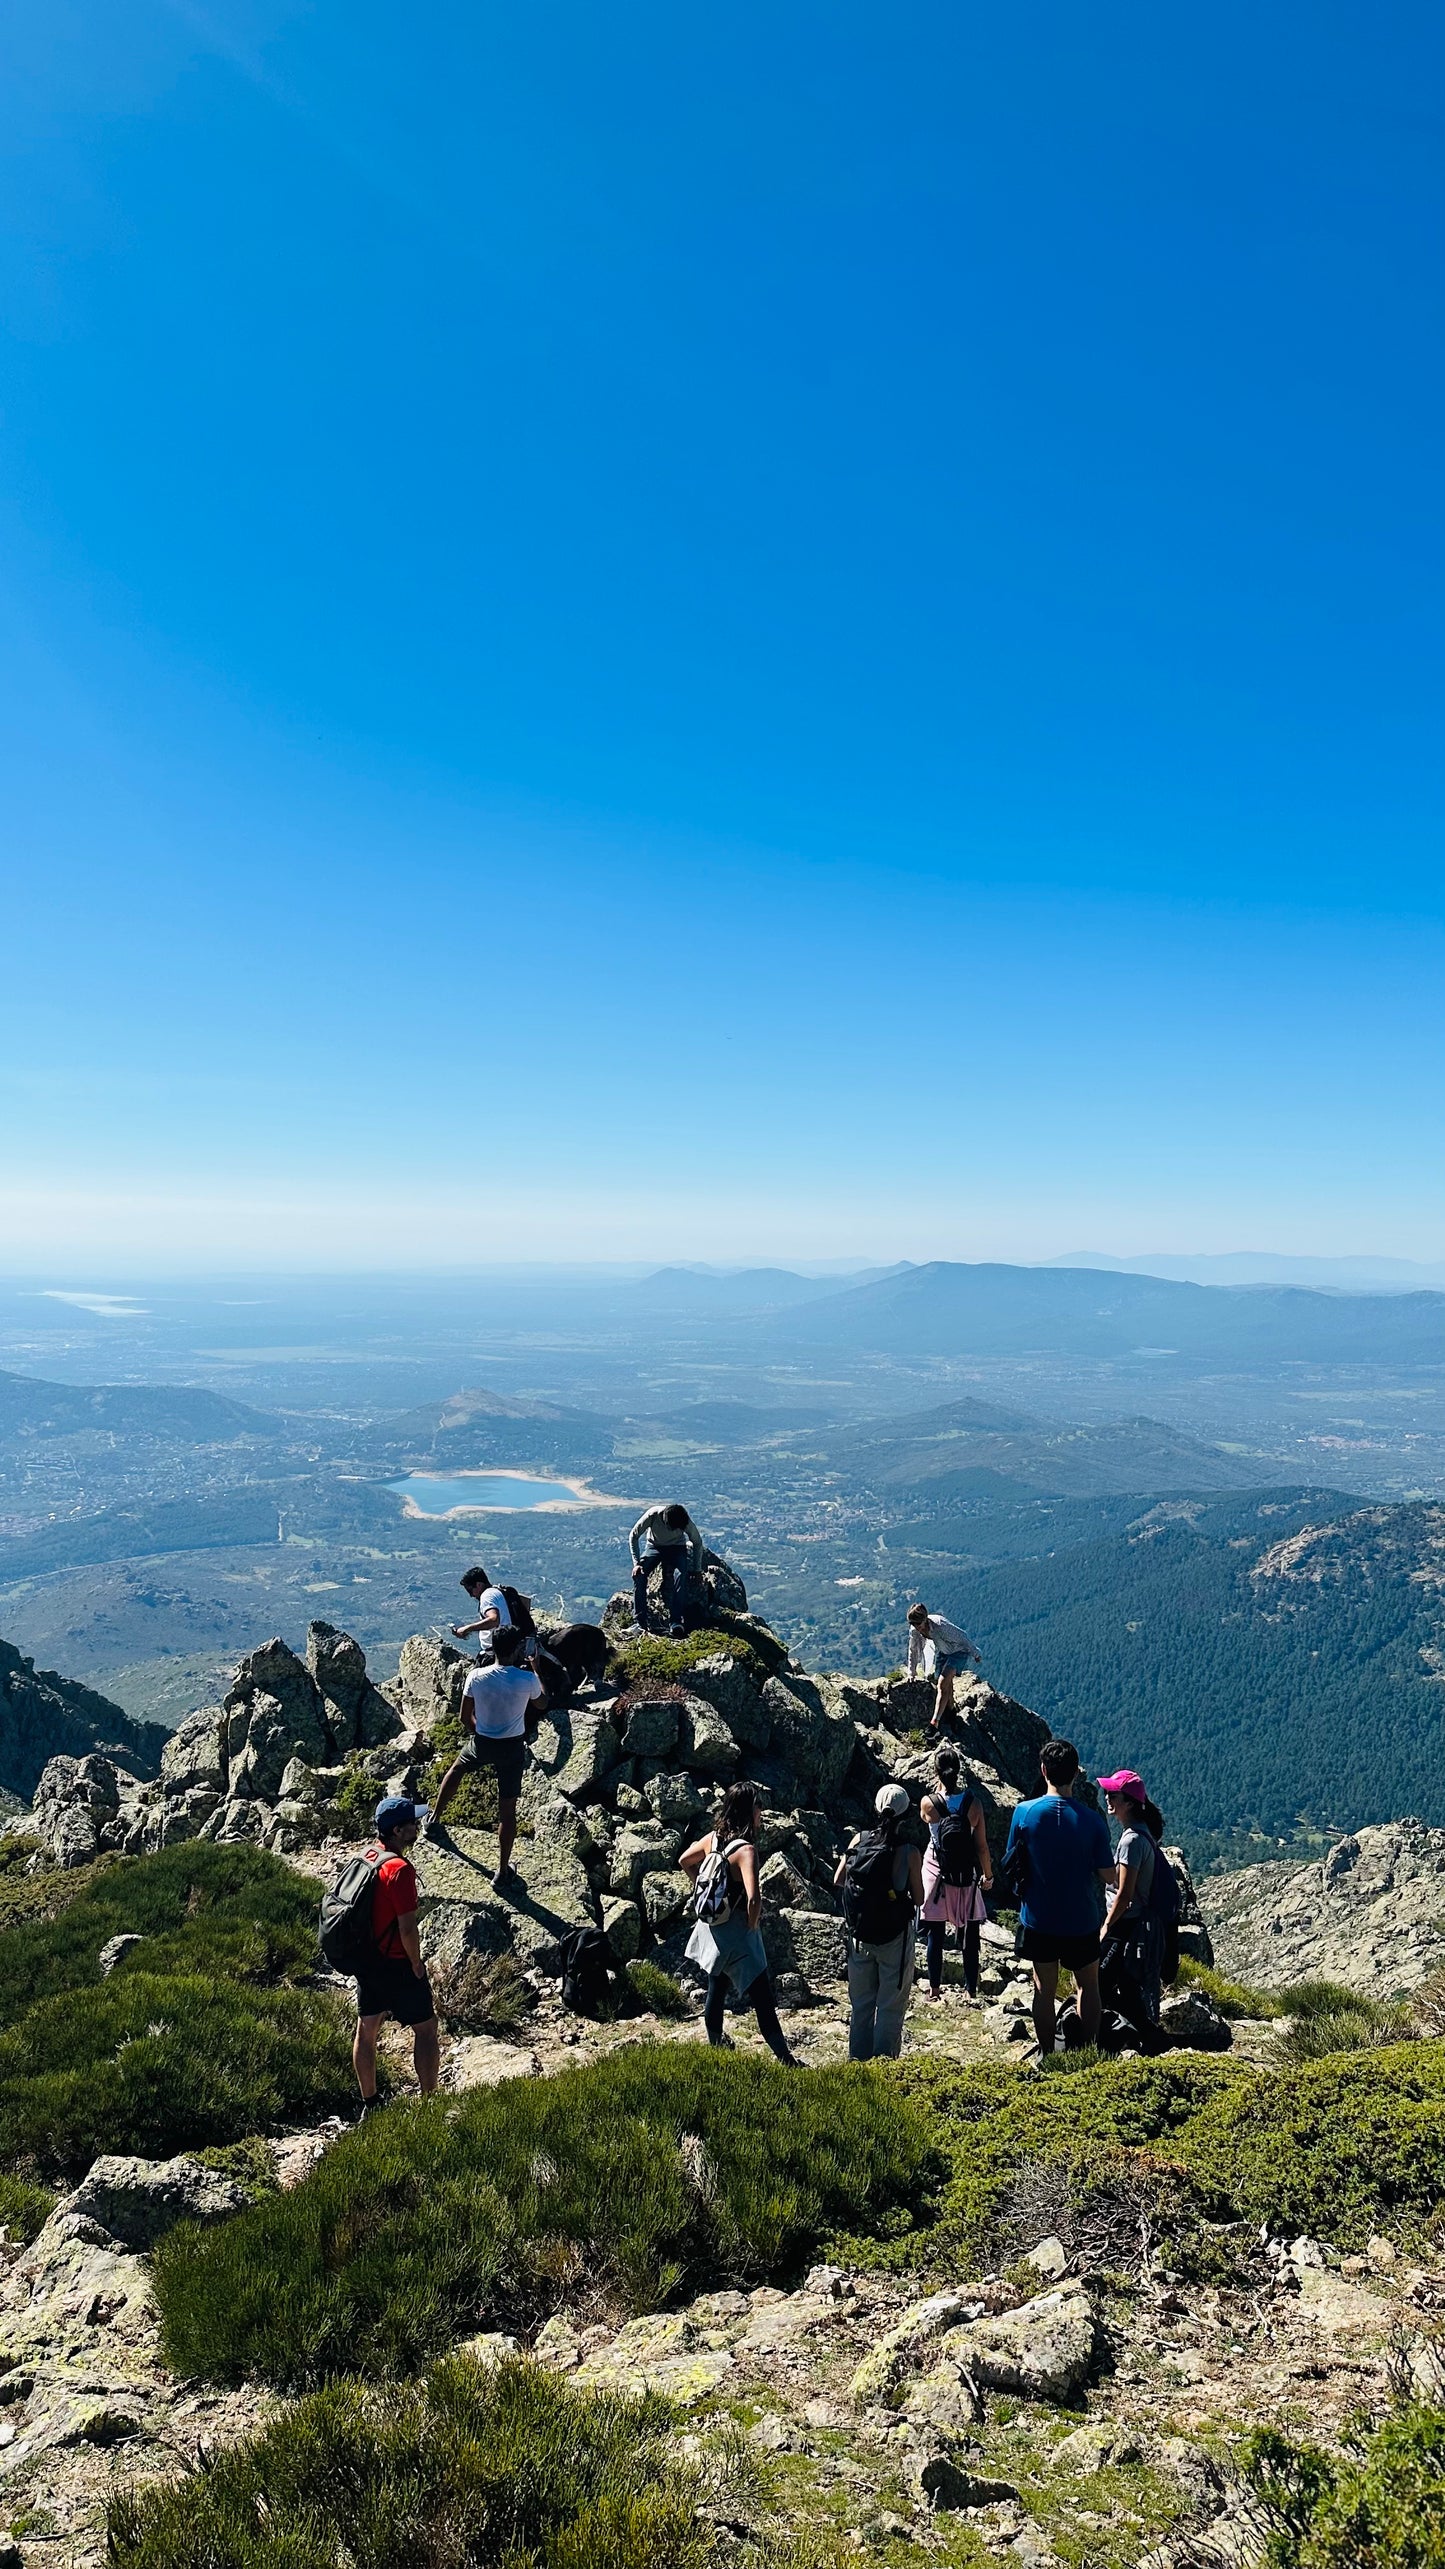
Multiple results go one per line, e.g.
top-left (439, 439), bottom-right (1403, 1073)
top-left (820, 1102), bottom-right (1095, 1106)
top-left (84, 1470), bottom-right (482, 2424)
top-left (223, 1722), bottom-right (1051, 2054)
top-left (2, 1), bottom-right (1442, 1269)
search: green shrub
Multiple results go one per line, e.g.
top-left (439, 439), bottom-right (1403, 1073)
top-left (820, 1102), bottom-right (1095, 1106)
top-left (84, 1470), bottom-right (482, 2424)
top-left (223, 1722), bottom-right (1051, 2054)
top-left (324, 1752), bottom-right (390, 1842)
top-left (0, 1845), bottom-right (117, 1935)
top-left (0, 2172), bottom-right (55, 2242)
top-left (154, 2047), bottom-right (941, 2389)
top-left (0, 1970), bottom-right (355, 2179)
top-left (625, 1961), bottom-right (691, 2021)
top-left (606, 1625), bottom-right (770, 1692)
top-left (0, 1842), bottom-right (321, 2029)
top-left (429, 1947), bottom-right (535, 2035)
top-left (107, 2355), bottom-right (715, 2569)
top-left (1176, 1955), bottom-right (1282, 2018)
top-left (1238, 2400), bottom-right (1445, 2566)
top-left (1273, 1995), bottom-right (1412, 2064)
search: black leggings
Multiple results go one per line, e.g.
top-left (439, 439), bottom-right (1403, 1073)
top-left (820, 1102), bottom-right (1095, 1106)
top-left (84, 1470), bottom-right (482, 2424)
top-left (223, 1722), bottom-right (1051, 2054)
top-left (704, 1967), bottom-right (794, 2064)
top-left (925, 1919), bottom-right (981, 1996)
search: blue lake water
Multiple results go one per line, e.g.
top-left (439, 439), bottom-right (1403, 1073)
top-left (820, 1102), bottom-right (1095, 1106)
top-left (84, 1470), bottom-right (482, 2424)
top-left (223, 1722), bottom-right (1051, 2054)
top-left (387, 1472), bottom-right (591, 1514)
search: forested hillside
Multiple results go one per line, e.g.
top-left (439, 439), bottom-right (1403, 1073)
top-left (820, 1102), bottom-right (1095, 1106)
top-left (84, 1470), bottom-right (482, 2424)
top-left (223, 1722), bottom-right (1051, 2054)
top-left (958, 1493), bottom-right (1445, 1853)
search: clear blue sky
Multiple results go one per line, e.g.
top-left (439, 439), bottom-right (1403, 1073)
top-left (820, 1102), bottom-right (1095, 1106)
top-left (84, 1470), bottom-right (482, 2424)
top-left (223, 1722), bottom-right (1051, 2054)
top-left (2, 2), bottom-right (1442, 1270)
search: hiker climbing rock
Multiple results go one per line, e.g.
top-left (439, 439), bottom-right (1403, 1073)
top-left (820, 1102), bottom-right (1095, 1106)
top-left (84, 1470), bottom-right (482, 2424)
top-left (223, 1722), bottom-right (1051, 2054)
top-left (836, 1782), bottom-right (924, 2060)
top-left (906, 1603), bottom-right (981, 1734)
top-left (629, 1501), bottom-right (707, 1637)
top-left (318, 1793), bottom-right (439, 2116)
top-left (426, 1625), bottom-right (542, 1883)
top-left (919, 1746), bottom-right (993, 2002)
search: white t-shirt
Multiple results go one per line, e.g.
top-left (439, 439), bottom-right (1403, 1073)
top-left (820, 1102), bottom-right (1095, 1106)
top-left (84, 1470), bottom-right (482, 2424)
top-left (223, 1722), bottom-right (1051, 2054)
top-left (472, 1586), bottom-right (511, 1632)
top-left (461, 1664), bottom-right (543, 1742)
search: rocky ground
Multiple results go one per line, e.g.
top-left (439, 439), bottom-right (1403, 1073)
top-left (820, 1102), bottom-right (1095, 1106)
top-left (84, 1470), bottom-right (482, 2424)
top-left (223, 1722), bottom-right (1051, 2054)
top-left (1207, 1819), bottom-right (1445, 1997)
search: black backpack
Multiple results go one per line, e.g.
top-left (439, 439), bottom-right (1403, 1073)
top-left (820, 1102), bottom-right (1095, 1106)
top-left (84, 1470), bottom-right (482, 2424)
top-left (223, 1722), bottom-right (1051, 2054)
top-left (501, 1585), bottom-right (538, 1639)
top-left (1147, 1845), bottom-right (1182, 1985)
top-left (999, 1830), bottom-right (1030, 1910)
top-left (318, 1847), bottom-right (385, 1974)
top-left (842, 1830), bottom-right (909, 1946)
top-left (558, 1925), bottom-right (620, 2019)
top-left (936, 1794), bottom-right (977, 1890)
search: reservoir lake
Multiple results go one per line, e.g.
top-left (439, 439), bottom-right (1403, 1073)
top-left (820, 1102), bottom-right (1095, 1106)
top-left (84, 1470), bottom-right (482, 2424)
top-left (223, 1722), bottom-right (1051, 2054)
top-left (387, 1472), bottom-right (612, 1514)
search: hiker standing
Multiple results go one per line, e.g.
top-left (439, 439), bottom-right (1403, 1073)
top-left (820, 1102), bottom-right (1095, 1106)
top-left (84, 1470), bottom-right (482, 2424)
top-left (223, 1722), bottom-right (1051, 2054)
top-left (919, 1747), bottom-right (993, 2002)
top-left (452, 1564), bottom-right (513, 1659)
top-left (630, 1502), bottom-right (707, 1637)
top-left (1003, 1738), bottom-right (1114, 2055)
top-left (680, 1782), bottom-right (800, 2065)
top-left (835, 1783), bottom-right (925, 2061)
top-left (426, 1625), bottom-right (542, 1884)
top-left (1098, 1769), bottom-right (1168, 2048)
top-left (906, 1604), bottom-right (981, 1734)
top-left (347, 1794), bottom-right (439, 2116)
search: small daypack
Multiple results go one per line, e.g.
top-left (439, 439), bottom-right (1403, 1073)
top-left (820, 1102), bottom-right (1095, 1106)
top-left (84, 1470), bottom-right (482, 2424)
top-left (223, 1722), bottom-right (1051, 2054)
top-left (692, 1836), bottom-right (744, 1928)
top-left (500, 1585), bottom-right (538, 1639)
top-left (842, 1830), bottom-right (909, 1946)
top-left (318, 1847), bottom-right (385, 1975)
top-left (936, 1795), bottom-right (977, 1890)
top-left (558, 1924), bottom-right (620, 2019)
top-left (1147, 1845), bottom-right (1182, 1984)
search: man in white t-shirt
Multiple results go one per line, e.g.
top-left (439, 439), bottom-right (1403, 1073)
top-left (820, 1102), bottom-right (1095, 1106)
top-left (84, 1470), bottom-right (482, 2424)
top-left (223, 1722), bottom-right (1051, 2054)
top-left (426, 1626), bottom-right (542, 1885)
top-left (452, 1564), bottom-right (512, 1661)
top-left (906, 1603), bottom-right (981, 1734)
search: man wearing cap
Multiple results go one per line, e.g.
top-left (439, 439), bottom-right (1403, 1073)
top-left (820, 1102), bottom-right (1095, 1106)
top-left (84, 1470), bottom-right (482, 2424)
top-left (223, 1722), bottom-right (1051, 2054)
top-left (1003, 1738), bottom-right (1114, 2055)
top-left (353, 1794), bottom-right (439, 2115)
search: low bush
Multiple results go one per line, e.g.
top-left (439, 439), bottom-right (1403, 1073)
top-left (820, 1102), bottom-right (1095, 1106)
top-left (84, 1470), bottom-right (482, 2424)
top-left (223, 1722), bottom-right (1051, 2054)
top-left (0, 1844), bottom-right (116, 1935)
top-left (1176, 1955), bottom-right (1282, 2018)
top-left (108, 2355), bottom-right (717, 2569)
top-left (0, 1841), bottom-right (321, 2028)
top-left (606, 1625), bottom-right (770, 1692)
top-left (0, 1970), bottom-right (355, 2179)
top-left (154, 2046), bottom-right (941, 2389)
top-left (625, 1960), bottom-right (691, 2020)
top-left (0, 2172), bottom-right (55, 2242)
top-left (1273, 1991), bottom-right (1412, 2064)
top-left (429, 1946), bottom-right (535, 2035)
top-left (1237, 2400), bottom-right (1445, 2566)
top-left (419, 1714), bottom-right (499, 1831)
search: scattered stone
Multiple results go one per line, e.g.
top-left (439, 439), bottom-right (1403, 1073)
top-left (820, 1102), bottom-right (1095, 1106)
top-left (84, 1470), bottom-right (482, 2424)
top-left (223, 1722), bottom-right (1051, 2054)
top-left (600, 1893), bottom-right (643, 1960)
top-left (914, 2452), bottom-right (1019, 2512)
top-left (63, 2154), bottom-right (251, 2250)
top-left (941, 2286), bottom-right (1100, 2403)
top-left (1025, 2235), bottom-right (1069, 2279)
top-left (96, 1933), bottom-right (145, 1977)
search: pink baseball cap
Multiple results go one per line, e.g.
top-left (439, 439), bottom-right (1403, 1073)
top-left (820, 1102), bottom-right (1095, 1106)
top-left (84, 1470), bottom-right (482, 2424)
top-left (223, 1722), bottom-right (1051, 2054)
top-left (1097, 1769), bottom-right (1146, 1800)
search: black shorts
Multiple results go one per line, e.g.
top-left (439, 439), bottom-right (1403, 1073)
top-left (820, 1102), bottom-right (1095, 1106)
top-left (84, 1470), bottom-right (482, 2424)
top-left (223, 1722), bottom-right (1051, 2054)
top-left (459, 1732), bottom-right (526, 1799)
top-left (356, 1954), bottom-right (436, 2026)
top-left (1020, 1926), bottom-right (1102, 1973)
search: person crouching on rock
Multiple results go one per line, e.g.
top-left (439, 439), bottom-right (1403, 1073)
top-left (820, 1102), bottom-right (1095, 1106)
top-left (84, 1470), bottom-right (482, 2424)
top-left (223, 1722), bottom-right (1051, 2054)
top-left (354, 1794), bottom-right (439, 2117)
top-left (425, 1624), bottom-right (542, 1886)
top-left (630, 1501), bottom-right (706, 1637)
top-left (680, 1781), bottom-right (800, 2066)
top-left (835, 1783), bottom-right (925, 2061)
top-left (919, 1747), bottom-right (993, 2003)
top-left (906, 1603), bottom-right (981, 1734)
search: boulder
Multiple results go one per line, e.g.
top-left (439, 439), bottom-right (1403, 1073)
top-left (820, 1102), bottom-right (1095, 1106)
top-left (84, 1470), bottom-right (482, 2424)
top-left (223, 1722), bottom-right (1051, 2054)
top-left (849, 2289), bottom-right (980, 2406)
top-left (685, 1656), bottom-right (770, 1748)
top-left (915, 2452), bottom-right (1017, 2512)
top-left (159, 1707), bottom-right (227, 1798)
top-left (643, 1870), bottom-right (690, 1931)
top-left (763, 1907), bottom-right (845, 1988)
top-left (643, 1768), bottom-right (708, 1835)
top-left (759, 1851), bottom-right (812, 1910)
top-left (617, 1694), bottom-right (681, 1759)
top-left (941, 2285), bottom-right (1100, 2403)
top-left (97, 1934), bottom-right (144, 1977)
top-left (63, 2153), bottom-right (251, 2249)
top-left (531, 1711), bottom-right (623, 1804)
top-left (677, 1699), bottom-right (740, 1777)
top-left (600, 1895), bottom-right (643, 1961)
top-left (608, 1824), bottom-right (685, 1900)
top-left (415, 1824), bottom-right (598, 1973)
top-left (392, 1633), bottom-right (468, 1735)
top-left (224, 1639), bottom-right (330, 1766)
top-left (1157, 1991), bottom-right (1233, 2051)
top-left (763, 1675), bottom-right (856, 1799)
top-left (307, 1622), bottom-right (403, 1754)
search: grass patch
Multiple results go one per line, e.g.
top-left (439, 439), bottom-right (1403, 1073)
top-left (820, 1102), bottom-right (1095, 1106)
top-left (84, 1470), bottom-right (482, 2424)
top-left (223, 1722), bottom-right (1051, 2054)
top-left (0, 1844), bottom-right (119, 1935)
top-left (606, 1625), bottom-right (771, 1692)
top-left (154, 2047), bottom-right (941, 2390)
top-left (0, 2171), bottom-right (56, 2242)
top-left (1176, 1954), bottom-right (1283, 2019)
top-left (625, 1960), bottom-right (691, 2020)
top-left (108, 2354), bottom-right (721, 2569)
top-left (0, 1841), bottom-right (321, 2029)
top-left (419, 1714), bottom-right (500, 1832)
top-left (1238, 2399), bottom-right (1445, 2565)
top-left (1273, 1991), bottom-right (1412, 2064)
top-left (429, 1947), bottom-right (535, 2035)
top-left (0, 1970), bottom-right (356, 2180)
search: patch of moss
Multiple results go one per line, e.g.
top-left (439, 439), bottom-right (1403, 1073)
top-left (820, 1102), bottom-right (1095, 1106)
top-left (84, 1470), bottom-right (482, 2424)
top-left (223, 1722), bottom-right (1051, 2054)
top-left (0, 2171), bottom-right (56, 2243)
top-left (194, 2136), bottom-right (281, 2197)
top-left (607, 1625), bottom-right (769, 1692)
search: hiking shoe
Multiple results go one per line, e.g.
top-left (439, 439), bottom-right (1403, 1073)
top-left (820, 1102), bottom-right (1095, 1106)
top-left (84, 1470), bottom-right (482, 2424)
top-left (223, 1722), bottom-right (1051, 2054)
top-left (492, 1863), bottom-right (516, 1891)
top-left (357, 2095), bottom-right (385, 2122)
top-left (421, 1818), bottom-right (453, 1845)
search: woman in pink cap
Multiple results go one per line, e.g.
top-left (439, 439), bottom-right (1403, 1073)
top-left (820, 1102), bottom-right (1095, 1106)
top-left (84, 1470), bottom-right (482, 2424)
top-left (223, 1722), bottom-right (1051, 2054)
top-left (1098, 1768), bottom-right (1167, 2045)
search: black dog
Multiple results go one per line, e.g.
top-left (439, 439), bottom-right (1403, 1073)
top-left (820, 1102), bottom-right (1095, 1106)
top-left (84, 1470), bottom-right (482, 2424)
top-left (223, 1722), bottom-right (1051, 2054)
top-left (535, 1622), bottom-right (611, 1706)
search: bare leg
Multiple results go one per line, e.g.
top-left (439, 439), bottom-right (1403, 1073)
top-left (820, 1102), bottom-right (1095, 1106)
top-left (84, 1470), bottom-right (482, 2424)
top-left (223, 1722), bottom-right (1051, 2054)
top-left (413, 2016), bottom-right (440, 2094)
top-left (1031, 1957), bottom-right (1059, 2054)
top-left (931, 1665), bottom-right (956, 1731)
top-left (1076, 1960), bottom-right (1102, 2046)
top-left (429, 1752), bottom-right (471, 1824)
top-left (353, 2012), bottom-right (382, 2102)
top-left (496, 1795), bottom-right (519, 1880)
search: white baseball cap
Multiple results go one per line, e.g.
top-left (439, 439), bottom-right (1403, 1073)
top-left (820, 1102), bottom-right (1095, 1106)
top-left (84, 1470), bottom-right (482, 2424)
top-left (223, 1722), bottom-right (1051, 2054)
top-left (875, 1782), bottom-right (910, 1820)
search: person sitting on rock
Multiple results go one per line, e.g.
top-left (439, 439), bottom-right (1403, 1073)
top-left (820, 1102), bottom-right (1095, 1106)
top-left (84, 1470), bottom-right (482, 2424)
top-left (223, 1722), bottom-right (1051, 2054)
top-left (1004, 1738), bottom-right (1114, 2055)
top-left (919, 1747), bottom-right (993, 2004)
top-left (452, 1565), bottom-right (512, 1660)
top-left (425, 1625), bottom-right (542, 1885)
top-left (630, 1502), bottom-right (707, 1638)
top-left (680, 1780), bottom-right (800, 2065)
top-left (835, 1783), bottom-right (925, 2062)
top-left (353, 1794), bottom-right (439, 2116)
top-left (906, 1603), bottom-right (981, 1734)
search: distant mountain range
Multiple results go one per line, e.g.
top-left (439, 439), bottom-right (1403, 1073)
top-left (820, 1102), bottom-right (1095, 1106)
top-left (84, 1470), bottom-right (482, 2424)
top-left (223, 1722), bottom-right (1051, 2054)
top-left (761, 1260), bottom-right (1445, 1363)
top-left (795, 1396), bottom-right (1275, 1501)
top-left (1052, 1251), bottom-right (1445, 1293)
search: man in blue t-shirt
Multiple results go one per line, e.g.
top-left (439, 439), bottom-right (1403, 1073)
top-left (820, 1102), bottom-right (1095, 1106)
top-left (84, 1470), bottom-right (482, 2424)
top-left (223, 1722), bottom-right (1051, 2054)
top-left (1004, 1737), bottom-right (1114, 2054)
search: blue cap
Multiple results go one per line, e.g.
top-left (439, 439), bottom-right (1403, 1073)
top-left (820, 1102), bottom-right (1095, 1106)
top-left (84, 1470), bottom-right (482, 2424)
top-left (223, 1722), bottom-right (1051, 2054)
top-left (374, 1793), bottom-right (428, 1836)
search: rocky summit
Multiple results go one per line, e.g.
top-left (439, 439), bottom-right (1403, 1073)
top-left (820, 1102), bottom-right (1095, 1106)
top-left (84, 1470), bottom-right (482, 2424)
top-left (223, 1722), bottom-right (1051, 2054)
top-left (1207, 1818), bottom-right (1445, 1996)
